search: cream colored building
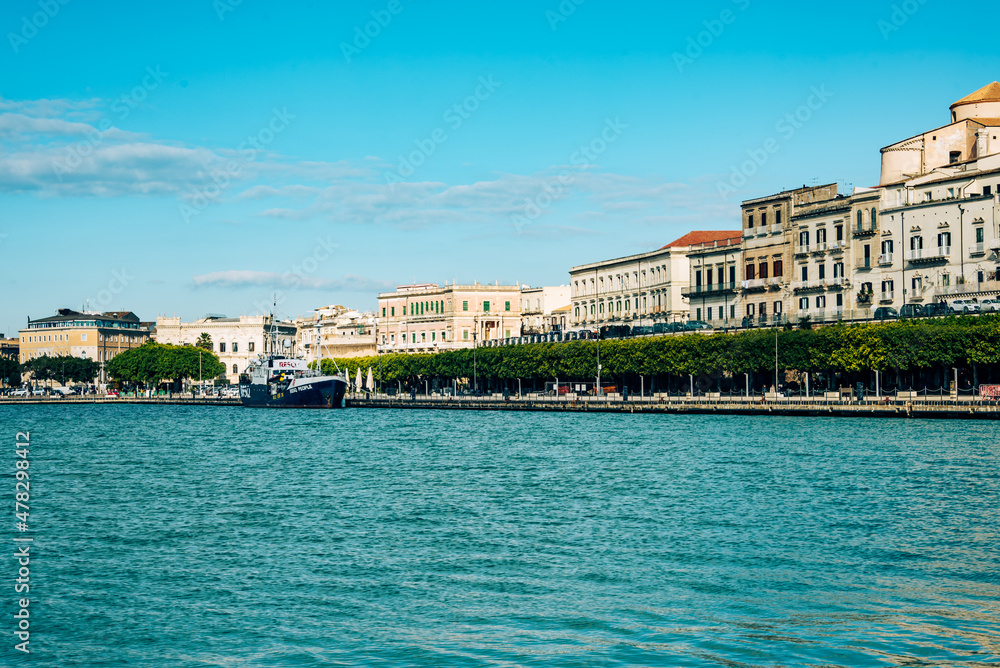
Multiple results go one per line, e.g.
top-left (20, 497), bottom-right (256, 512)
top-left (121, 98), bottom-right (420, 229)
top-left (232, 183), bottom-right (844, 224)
top-left (295, 305), bottom-right (377, 361)
top-left (155, 314), bottom-right (296, 383)
top-left (570, 231), bottom-right (735, 329)
top-left (18, 309), bottom-right (151, 383)
top-left (519, 286), bottom-right (571, 334)
top-left (377, 282), bottom-right (523, 354)
top-left (683, 234), bottom-right (743, 326)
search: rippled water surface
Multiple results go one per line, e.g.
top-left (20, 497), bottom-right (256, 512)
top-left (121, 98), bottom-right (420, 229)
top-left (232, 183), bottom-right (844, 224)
top-left (2, 405), bottom-right (999, 667)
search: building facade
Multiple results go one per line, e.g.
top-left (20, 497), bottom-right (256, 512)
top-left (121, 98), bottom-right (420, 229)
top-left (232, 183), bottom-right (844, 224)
top-left (0, 336), bottom-right (18, 360)
top-left (18, 309), bottom-right (151, 383)
top-left (155, 314), bottom-right (297, 384)
top-left (571, 231), bottom-right (735, 329)
top-left (295, 305), bottom-right (377, 360)
top-left (683, 234), bottom-right (743, 327)
top-left (520, 286), bottom-right (572, 334)
top-left (377, 282), bottom-right (524, 354)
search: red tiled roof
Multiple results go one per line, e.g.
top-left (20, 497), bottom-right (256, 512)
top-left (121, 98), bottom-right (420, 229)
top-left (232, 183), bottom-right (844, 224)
top-left (660, 231), bottom-right (741, 249)
top-left (952, 82), bottom-right (1000, 108)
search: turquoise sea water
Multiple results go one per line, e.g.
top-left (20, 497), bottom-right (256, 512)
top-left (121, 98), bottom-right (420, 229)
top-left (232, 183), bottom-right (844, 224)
top-left (2, 405), bottom-right (998, 667)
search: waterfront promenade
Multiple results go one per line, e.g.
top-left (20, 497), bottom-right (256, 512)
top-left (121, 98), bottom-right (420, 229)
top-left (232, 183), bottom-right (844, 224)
top-left (5, 392), bottom-right (998, 419)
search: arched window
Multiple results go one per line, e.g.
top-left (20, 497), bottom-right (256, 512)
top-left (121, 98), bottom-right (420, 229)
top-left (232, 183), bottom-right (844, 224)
top-left (857, 210), bottom-right (863, 230)
top-left (871, 208), bottom-right (877, 226)
top-left (574, 307), bottom-right (580, 318)
top-left (220, 342), bottom-right (226, 353)
top-left (232, 364), bottom-right (238, 374)
top-left (625, 299), bottom-right (630, 311)
top-left (232, 341), bottom-right (238, 353)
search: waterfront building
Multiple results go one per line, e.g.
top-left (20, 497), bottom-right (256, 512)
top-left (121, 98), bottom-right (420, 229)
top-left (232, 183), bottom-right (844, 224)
top-left (570, 231), bottom-right (736, 329)
top-left (0, 335), bottom-right (18, 360)
top-left (519, 286), bottom-right (572, 334)
top-left (294, 305), bottom-right (377, 360)
top-left (867, 83), bottom-right (1000, 310)
top-left (377, 282), bottom-right (523, 354)
top-left (682, 234), bottom-right (743, 327)
top-left (18, 309), bottom-right (151, 383)
top-left (155, 314), bottom-right (297, 384)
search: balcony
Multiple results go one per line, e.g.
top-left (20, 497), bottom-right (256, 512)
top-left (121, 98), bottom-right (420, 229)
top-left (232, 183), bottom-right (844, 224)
top-left (828, 276), bottom-right (849, 288)
top-left (682, 282), bottom-right (738, 297)
top-left (742, 278), bottom-right (767, 291)
top-left (792, 280), bottom-right (827, 292)
top-left (828, 240), bottom-right (847, 252)
top-left (767, 277), bottom-right (783, 288)
top-left (743, 228), bottom-right (755, 238)
top-left (756, 227), bottom-right (770, 237)
top-left (770, 224), bottom-right (784, 235)
top-left (813, 242), bottom-right (828, 253)
top-left (855, 257), bottom-right (874, 270)
top-left (969, 242), bottom-right (986, 255)
top-left (880, 291), bottom-right (895, 302)
top-left (878, 253), bottom-right (893, 266)
top-left (907, 247), bottom-right (950, 263)
top-left (853, 224), bottom-right (877, 238)
top-left (795, 245), bottom-right (810, 257)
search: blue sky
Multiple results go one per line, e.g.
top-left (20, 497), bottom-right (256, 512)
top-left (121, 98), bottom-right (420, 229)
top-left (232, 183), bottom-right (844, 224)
top-left (1, 0), bottom-right (997, 334)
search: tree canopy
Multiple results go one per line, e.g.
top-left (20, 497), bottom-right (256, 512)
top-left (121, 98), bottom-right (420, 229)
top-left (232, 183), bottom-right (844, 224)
top-left (106, 342), bottom-right (225, 385)
top-left (20, 355), bottom-right (99, 384)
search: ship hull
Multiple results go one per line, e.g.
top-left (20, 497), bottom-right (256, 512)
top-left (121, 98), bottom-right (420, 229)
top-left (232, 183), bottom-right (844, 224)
top-left (239, 376), bottom-right (348, 408)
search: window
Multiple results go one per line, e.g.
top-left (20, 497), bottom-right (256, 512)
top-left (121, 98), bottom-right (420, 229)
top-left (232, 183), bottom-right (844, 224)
top-left (801, 266), bottom-right (808, 281)
top-left (391, 307), bottom-right (395, 316)
top-left (938, 232), bottom-right (951, 248)
top-left (836, 225), bottom-right (843, 241)
top-left (625, 299), bottom-right (630, 311)
top-left (249, 341), bottom-right (255, 352)
top-left (706, 307), bottom-right (712, 320)
top-left (730, 305), bottom-right (736, 318)
top-left (911, 236), bottom-right (923, 250)
top-left (836, 294), bottom-right (843, 307)
top-left (403, 306), bottom-right (407, 316)
top-left (799, 297), bottom-right (809, 309)
top-left (985, 186), bottom-right (993, 197)
top-left (431, 332), bottom-right (436, 342)
top-left (759, 302), bottom-right (767, 317)
top-left (729, 266), bottom-right (736, 284)
top-left (412, 333), bottom-right (417, 343)
top-left (575, 307), bottom-right (580, 318)
top-left (462, 301), bottom-right (469, 312)
top-left (950, 151), bottom-right (961, 164)
top-left (942, 274), bottom-right (950, 287)
top-left (818, 264), bottom-right (826, 280)
top-left (913, 277), bottom-right (922, 291)
top-left (81, 333), bottom-right (87, 342)
top-left (695, 271), bottom-right (702, 288)
top-left (857, 210), bottom-right (863, 229)
top-left (774, 302), bottom-right (782, 314)
top-left (220, 342), bottom-right (226, 353)
top-left (882, 280), bottom-right (894, 293)
top-left (871, 208), bottom-right (877, 226)
top-left (817, 228), bottom-right (827, 243)
top-left (761, 212), bottom-right (768, 226)
top-left (977, 227), bottom-right (985, 243)
top-left (759, 262), bottom-right (768, 279)
top-left (881, 240), bottom-right (893, 254)
top-left (717, 267), bottom-right (724, 285)
top-left (776, 210), bottom-right (782, 226)
top-left (745, 263), bottom-right (756, 280)
top-left (816, 296), bottom-right (826, 308)
top-left (833, 262), bottom-right (844, 278)
top-left (748, 213), bottom-right (754, 228)
top-left (232, 342), bottom-right (238, 353)
top-left (382, 308), bottom-right (386, 317)
top-left (747, 303), bottom-right (755, 316)
top-left (773, 260), bottom-right (783, 277)
top-left (232, 364), bottom-right (238, 374)
top-left (696, 308), bottom-right (702, 321)
top-left (799, 231), bottom-right (810, 247)
top-left (505, 301), bottom-right (511, 312)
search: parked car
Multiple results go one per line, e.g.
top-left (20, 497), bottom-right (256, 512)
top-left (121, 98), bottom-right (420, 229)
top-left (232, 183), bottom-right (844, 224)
top-left (979, 298), bottom-right (1000, 313)
top-left (12, 389), bottom-right (29, 397)
top-left (30, 388), bottom-right (45, 396)
top-left (948, 299), bottom-right (980, 314)
top-left (873, 307), bottom-right (899, 321)
top-left (899, 304), bottom-right (926, 319)
top-left (684, 320), bottom-right (713, 331)
top-left (924, 301), bottom-right (949, 317)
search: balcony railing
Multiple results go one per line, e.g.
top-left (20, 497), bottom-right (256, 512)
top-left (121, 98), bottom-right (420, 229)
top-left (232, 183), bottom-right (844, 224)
top-left (828, 240), bottom-right (847, 252)
top-left (813, 242), bottom-right (828, 253)
top-left (856, 257), bottom-right (873, 269)
top-left (770, 224), bottom-right (784, 235)
top-left (795, 245), bottom-right (810, 256)
top-left (906, 249), bottom-right (922, 261)
top-left (907, 246), bottom-right (950, 262)
top-left (854, 224), bottom-right (877, 237)
top-left (880, 291), bottom-right (895, 302)
top-left (683, 282), bottom-right (738, 296)
top-left (767, 277), bottom-right (783, 287)
top-left (743, 278), bottom-right (767, 290)
top-left (792, 279), bottom-right (827, 291)
top-left (969, 242), bottom-right (986, 255)
top-left (878, 253), bottom-right (893, 266)
top-left (756, 227), bottom-right (769, 237)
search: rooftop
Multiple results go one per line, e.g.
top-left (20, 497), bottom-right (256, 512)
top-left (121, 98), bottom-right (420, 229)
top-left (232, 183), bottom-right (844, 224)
top-left (952, 82), bottom-right (1000, 109)
top-left (661, 231), bottom-right (741, 249)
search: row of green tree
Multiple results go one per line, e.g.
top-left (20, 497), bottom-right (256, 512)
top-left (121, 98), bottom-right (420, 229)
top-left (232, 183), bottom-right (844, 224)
top-left (106, 342), bottom-right (226, 386)
top-left (320, 316), bottom-right (1000, 383)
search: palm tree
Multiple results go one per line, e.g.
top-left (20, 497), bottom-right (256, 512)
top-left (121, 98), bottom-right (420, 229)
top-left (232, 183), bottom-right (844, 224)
top-left (196, 333), bottom-right (213, 351)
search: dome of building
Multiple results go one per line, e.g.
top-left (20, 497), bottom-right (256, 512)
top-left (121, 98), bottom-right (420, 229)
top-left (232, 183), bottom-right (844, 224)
top-left (951, 82), bottom-right (1000, 122)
